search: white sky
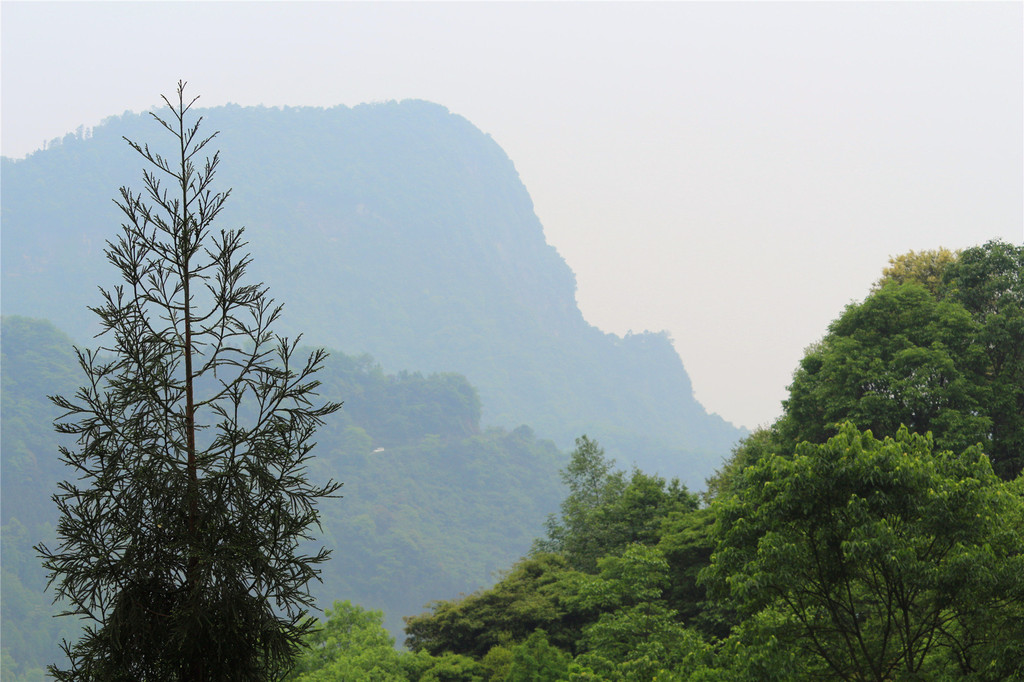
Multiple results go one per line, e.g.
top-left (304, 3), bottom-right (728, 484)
top-left (2, 1), bottom-right (1022, 430)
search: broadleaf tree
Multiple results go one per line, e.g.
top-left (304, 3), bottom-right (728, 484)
top-left (35, 82), bottom-right (342, 681)
top-left (777, 241), bottom-right (1024, 480)
top-left (704, 422), bottom-right (1024, 680)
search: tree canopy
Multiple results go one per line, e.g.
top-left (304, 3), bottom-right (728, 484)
top-left (705, 423), bottom-right (1024, 680)
top-left (777, 240), bottom-right (1023, 479)
top-left (535, 436), bottom-right (698, 573)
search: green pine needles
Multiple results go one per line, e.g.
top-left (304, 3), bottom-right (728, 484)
top-left (35, 82), bottom-right (342, 681)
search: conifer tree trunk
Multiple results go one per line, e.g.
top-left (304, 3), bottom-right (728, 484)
top-left (177, 88), bottom-right (203, 682)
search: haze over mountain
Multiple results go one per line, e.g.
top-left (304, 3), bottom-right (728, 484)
top-left (1, 100), bottom-right (744, 483)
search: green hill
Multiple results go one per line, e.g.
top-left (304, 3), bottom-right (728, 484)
top-left (0, 316), bottom-right (565, 678)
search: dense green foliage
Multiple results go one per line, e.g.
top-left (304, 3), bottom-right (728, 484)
top-left (1, 101), bottom-right (742, 484)
top-left (286, 601), bottom-right (534, 682)
top-left (377, 427), bottom-right (1024, 681)
top-left (943, 240), bottom-right (1024, 477)
top-left (535, 436), bottom-right (699, 573)
top-left (871, 247), bottom-right (960, 296)
top-left (778, 240), bottom-right (1024, 479)
top-left (400, 440), bottom-right (711, 678)
top-left (286, 601), bottom-right (408, 681)
top-left (706, 423), bottom-right (1024, 680)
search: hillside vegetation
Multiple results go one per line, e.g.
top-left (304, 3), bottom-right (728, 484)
top-left (0, 316), bottom-right (565, 680)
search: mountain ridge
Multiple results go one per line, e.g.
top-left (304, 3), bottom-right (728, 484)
top-left (1, 99), bottom-right (744, 483)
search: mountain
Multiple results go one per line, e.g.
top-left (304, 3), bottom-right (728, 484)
top-left (0, 316), bottom-right (566, 679)
top-left (1, 99), bottom-right (743, 483)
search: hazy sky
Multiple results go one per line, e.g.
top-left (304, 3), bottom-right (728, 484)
top-left (3, 2), bottom-right (1022, 430)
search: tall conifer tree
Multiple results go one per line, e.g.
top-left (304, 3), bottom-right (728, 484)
top-left (36, 82), bottom-right (341, 681)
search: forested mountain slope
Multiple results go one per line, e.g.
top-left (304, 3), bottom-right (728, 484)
top-left (0, 316), bottom-right (566, 680)
top-left (1, 100), bottom-right (742, 484)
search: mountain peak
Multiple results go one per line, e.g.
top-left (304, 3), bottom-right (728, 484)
top-left (1, 101), bottom-right (742, 484)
